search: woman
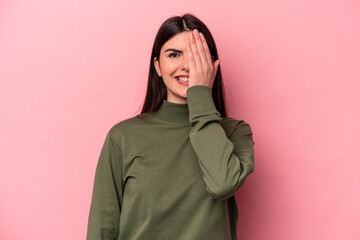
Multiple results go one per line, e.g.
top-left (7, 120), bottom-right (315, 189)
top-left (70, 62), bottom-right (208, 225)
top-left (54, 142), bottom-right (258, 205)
top-left (86, 13), bottom-right (255, 240)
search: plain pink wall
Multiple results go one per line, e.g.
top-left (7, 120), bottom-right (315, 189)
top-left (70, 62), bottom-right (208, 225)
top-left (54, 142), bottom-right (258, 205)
top-left (1, 0), bottom-right (359, 239)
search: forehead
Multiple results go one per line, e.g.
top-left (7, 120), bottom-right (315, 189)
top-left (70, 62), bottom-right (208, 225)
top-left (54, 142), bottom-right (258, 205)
top-left (161, 31), bottom-right (192, 52)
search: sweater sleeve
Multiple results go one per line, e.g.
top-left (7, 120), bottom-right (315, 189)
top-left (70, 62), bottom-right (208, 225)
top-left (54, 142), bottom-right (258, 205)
top-left (86, 131), bottom-right (123, 240)
top-left (186, 85), bottom-right (255, 201)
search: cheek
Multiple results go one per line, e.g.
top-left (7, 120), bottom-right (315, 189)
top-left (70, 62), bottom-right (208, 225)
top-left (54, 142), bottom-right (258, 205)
top-left (162, 77), bottom-right (175, 89)
top-left (161, 60), bottom-right (179, 73)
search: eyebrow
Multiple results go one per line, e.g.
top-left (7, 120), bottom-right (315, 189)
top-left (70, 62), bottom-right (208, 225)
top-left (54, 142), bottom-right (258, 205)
top-left (164, 48), bottom-right (183, 54)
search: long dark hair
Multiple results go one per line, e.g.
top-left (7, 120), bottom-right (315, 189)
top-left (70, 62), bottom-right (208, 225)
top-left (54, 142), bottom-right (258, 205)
top-left (140, 13), bottom-right (227, 117)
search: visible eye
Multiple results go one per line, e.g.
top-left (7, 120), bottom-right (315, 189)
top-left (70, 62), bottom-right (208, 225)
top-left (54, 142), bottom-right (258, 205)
top-left (169, 53), bottom-right (180, 58)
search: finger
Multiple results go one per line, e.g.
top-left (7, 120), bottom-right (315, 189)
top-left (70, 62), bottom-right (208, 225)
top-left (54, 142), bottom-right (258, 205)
top-left (193, 29), bottom-right (207, 67)
top-left (189, 31), bottom-right (201, 68)
top-left (199, 32), bottom-right (213, 66)
top-left (187, 41), bottom-right (196, 72)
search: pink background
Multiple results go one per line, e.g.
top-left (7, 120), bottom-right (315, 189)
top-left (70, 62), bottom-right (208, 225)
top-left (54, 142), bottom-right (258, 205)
top-left (1, 0), bottom-right (359, 239)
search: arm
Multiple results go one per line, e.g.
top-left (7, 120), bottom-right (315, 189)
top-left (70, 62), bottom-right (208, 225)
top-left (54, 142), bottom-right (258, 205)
top-left (86, 131), bottom-right (123, 239)
top-left (187, 85), bottom-right (255, 201)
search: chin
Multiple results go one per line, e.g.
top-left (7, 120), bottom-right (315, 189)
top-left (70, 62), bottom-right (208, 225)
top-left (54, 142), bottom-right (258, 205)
top-left (172, 92), bottom-right (186, 100)
top-left (179, 89), bottom-right (188, 97)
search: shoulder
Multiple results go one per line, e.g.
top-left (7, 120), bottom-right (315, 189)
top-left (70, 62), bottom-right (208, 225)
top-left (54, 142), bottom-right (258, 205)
top-left (106, 113), bottom-right (152, 141)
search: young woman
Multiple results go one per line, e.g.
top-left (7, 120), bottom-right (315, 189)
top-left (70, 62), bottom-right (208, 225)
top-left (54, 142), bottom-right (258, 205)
top-left (86, 13), bottom-right (255, 240)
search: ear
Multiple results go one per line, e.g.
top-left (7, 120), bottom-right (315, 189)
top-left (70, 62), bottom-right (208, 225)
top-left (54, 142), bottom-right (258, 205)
top-left (154, 57), bottom-right (161, 77)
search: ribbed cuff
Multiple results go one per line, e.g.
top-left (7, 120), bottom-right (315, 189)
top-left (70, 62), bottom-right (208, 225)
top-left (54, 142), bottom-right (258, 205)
top-left (186, 85), bottom-right (221, 122)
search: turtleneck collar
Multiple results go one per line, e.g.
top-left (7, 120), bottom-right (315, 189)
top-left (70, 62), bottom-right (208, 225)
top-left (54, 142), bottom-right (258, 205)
top-left (150, 99), bottom-right (190, 124)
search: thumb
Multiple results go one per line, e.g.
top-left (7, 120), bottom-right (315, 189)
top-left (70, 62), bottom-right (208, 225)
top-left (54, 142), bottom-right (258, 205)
top-left (213, 59), bottom-right (220, 77)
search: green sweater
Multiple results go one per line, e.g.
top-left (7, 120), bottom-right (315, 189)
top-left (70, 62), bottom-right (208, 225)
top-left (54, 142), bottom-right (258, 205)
top-left (86, 85), bottom-right (255, 240)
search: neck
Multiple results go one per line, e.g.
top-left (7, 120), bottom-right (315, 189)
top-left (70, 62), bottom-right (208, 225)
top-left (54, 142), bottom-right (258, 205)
top-left (150, 99), bottom-right (190, 124)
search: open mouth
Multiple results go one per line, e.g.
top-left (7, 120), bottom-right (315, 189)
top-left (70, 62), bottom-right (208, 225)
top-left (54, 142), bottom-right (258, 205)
top-left (175, 76), bottom-right (189, 83)
top-left (175, 77), bottom-right (189, 86)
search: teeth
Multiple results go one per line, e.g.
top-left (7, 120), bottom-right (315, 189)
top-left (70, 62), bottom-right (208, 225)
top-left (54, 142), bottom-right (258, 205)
top-left (176, 77), bottom-right (189, 82)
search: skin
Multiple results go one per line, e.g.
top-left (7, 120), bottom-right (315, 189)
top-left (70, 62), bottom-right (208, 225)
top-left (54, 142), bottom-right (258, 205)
top-left (154, 29), bottom-right (221, 104)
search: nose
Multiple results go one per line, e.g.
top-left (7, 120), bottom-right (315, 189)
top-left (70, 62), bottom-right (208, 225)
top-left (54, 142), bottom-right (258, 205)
top-left (181, 53), bottom-right (190, 71)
